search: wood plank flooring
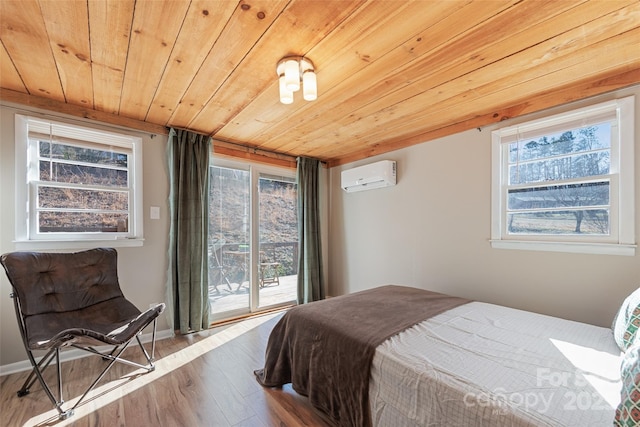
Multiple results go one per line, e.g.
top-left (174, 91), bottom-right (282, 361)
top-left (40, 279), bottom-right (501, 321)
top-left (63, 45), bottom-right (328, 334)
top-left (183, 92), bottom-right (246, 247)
top-left (0, 312), bottom-right (333, 427)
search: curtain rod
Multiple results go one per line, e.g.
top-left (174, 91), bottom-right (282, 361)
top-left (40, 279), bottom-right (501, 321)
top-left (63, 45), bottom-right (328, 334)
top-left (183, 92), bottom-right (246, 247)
top-left (167, 126), bottom-right (326, 166)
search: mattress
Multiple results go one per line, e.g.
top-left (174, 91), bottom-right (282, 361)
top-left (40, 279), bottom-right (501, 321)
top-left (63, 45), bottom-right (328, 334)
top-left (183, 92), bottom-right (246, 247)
top-left (369, 302), bottom-right (622, 427)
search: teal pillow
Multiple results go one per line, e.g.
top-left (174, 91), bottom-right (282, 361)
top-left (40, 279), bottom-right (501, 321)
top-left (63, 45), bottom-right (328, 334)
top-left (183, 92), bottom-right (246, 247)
top-left (613, 287), bottom-right (640, 351)
top-left (615, 345), bottom-right (640, 426)
top-left (624, 307), bottom-right (640, 350)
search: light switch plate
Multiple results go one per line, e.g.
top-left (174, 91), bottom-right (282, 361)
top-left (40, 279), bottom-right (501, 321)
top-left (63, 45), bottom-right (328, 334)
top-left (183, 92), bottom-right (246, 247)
top-left (150, 206), bottom-right (160, 220)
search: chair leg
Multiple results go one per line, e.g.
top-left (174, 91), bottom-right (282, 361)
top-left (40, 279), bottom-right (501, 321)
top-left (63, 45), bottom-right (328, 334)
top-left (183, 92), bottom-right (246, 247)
top-left (67, 339), bottom-right (135, 415)
top-left (17, 347), bottom-right (56, 397)
top-left (136, 335), bottom-right (155, 371)
top-left (132, 321), bottom-right (159, 369)
top-left (68, 324), bottom-right (160, 414)
top-left (19, 322), bottom-right (160, 420)
top-left (11, 294), bottom-right (73, 419)
top-left (129, 319), bottom-right (159, 371)
top-left (22, 348), bottom-right (73, 419)
top-left (56, 348), bottom-right (63, 406)
top-left (150, 317), bottom-right (158, 361)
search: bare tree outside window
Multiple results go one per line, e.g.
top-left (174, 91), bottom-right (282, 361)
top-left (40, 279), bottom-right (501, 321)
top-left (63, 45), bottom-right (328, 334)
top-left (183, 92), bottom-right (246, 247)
top-left (507, 124), bottom-right (611, 235)
top-left (491, 96), bottom-right (635, 255)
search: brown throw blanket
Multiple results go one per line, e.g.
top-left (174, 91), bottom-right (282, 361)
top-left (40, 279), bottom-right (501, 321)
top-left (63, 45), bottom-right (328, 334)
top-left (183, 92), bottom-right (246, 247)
top-left (254, 285), bottom-right (471, 426)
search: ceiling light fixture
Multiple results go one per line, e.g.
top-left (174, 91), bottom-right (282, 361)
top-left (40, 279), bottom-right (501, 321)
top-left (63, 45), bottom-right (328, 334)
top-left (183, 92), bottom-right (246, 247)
top-left (276, 56), bottom-right (317, 104)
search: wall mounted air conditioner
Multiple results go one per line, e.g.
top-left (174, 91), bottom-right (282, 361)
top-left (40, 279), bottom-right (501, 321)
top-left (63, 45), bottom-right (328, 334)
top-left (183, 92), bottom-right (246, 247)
top-left (341, 160), bottom-right (397, 193)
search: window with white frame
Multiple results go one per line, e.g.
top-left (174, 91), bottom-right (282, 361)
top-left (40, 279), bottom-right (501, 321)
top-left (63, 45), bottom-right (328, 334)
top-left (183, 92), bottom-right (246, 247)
top-left (14, 115), bottom-right (143, 248)
top-left (491, 96), bottom-right (635, 256)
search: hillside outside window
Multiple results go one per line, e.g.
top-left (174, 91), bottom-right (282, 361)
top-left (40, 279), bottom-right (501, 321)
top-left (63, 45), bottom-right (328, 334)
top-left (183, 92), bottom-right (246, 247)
top-left (14, 115), bottom-right (143, 248)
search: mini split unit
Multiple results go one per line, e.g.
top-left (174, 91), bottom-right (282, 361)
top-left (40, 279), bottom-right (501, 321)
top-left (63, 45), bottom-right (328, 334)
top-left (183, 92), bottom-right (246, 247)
top-left (341, 160), bottom-right (397, 193)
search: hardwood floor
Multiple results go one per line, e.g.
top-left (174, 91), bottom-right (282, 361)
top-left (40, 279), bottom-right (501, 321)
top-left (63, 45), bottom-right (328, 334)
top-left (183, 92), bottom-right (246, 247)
top-left (0, 312), bottom-right (333, 427)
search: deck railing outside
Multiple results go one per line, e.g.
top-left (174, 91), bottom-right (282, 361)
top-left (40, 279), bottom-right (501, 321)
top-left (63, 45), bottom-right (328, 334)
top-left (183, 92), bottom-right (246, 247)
top-left (208, 241), bottom-right (298, 315)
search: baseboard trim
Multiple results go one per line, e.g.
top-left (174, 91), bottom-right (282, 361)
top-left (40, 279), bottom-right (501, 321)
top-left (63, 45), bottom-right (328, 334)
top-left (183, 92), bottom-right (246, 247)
top-left (0, 328), bottom-right (174, 377)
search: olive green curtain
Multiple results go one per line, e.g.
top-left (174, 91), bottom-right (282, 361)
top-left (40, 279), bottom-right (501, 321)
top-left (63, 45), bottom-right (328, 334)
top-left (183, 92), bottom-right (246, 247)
top-left (166, 128), bottom-right (211, 333)
top-left (296, 157), bottom-right (325, 304)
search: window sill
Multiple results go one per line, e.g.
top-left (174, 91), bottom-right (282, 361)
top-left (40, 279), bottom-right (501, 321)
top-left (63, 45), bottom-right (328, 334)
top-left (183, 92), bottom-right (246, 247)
top-left (12, 238), bottom-right (144, 251)
top-left (490, 240), bottom-right (636, 256)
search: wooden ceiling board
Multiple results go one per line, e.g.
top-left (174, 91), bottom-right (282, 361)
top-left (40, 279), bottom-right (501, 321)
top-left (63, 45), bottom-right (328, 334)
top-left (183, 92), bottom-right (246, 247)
top-left (329, 67), bottom-right (640, 167)
top-left (336, 37), bottom-right (640, 163)
top-left (166, 0), bottom-right (290, 130)
top-left (267, 0), bottom-right (536, 154)
top-left (348, 2), bottom-right (612, 141)
top-left (145, 0), bottom-right (238, 125)
top-left (216, 0), bottom-right (424, 144)
top-left (219, 0), bottom-right (478, 148)
top-left (38, 0), bottom-right (93, 107)
top-left (318, 57), bottom-right (640, 164)
top-left (302, 2), bottom-right (640, 156)
top-left (0, 41), bottom-right (25, 92)
top-left (260, 2), bottom-right (540, 155)
top-left (0, 0), bottom-right (65, 101)
top-left (186, 0), bottom-right (366, 134)
top-left (495, 66), bottom-right (640, 121)
top-left (323, 60), bottom-right (638, 163)
top-left (356, 7), bottom-right (640, 146)
top-left (118, 0), bottom-right (191, 120)
top-left (88, 0), bottom-right (135, 115)
top-left (1, 0), bottom-right (638, 166)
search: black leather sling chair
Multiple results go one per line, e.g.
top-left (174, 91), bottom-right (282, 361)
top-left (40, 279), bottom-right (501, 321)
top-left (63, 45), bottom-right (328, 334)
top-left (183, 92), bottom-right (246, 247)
top-left (0, 248), bottom-right (165, 420)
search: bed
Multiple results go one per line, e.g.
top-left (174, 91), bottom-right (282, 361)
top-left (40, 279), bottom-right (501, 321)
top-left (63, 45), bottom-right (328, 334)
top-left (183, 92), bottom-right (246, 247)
top-left (255, 285), bottom-right (632, 427)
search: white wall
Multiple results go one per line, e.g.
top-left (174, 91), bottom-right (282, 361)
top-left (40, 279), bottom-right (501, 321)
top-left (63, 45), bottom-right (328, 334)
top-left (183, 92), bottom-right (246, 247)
top-left (328, 85), bottom-right (640, 328)
top-left (0, 103), bottom-right (171, 368)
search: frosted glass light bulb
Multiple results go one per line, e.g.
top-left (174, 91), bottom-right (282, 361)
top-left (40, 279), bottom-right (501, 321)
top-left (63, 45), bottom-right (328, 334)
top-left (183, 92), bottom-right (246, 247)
top-left (302, 71), bottom-right (317, 101)
top-left (284, 59), bottom-right (300, 92)
top-left (279, 75), bottom-right (293, 104)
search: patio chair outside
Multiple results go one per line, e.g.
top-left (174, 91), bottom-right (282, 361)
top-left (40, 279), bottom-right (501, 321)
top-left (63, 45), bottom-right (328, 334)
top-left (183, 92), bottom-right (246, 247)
top-left (209, 238), bottom-right (233, 293)
top-left (259, 248), bottom-right (280, 288)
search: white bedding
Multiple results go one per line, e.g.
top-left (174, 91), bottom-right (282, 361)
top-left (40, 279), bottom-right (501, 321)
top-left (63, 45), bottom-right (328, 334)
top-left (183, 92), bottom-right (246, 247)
top-left (369, 302), bottom-right (622, 426)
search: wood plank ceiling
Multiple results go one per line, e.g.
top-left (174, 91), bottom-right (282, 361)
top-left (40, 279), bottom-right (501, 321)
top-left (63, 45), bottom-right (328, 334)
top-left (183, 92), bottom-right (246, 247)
top-left (1, 0), bottom-right (639, 167)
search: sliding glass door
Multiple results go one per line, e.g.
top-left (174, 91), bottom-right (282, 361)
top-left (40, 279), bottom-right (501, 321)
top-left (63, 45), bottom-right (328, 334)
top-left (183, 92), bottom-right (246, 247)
top-left (258, 173), bottom-right (298, 309)
top-left (208, 164), bottom-right (250, 319)
top-left (208, 159), bottom-right (297, 322)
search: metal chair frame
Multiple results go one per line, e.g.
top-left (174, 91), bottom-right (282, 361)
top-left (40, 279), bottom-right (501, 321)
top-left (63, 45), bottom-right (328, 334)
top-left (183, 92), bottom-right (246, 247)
top-left (10, 291), bottom-right (160, 420)
top-left (0, 248), bottom-right (165, 420)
